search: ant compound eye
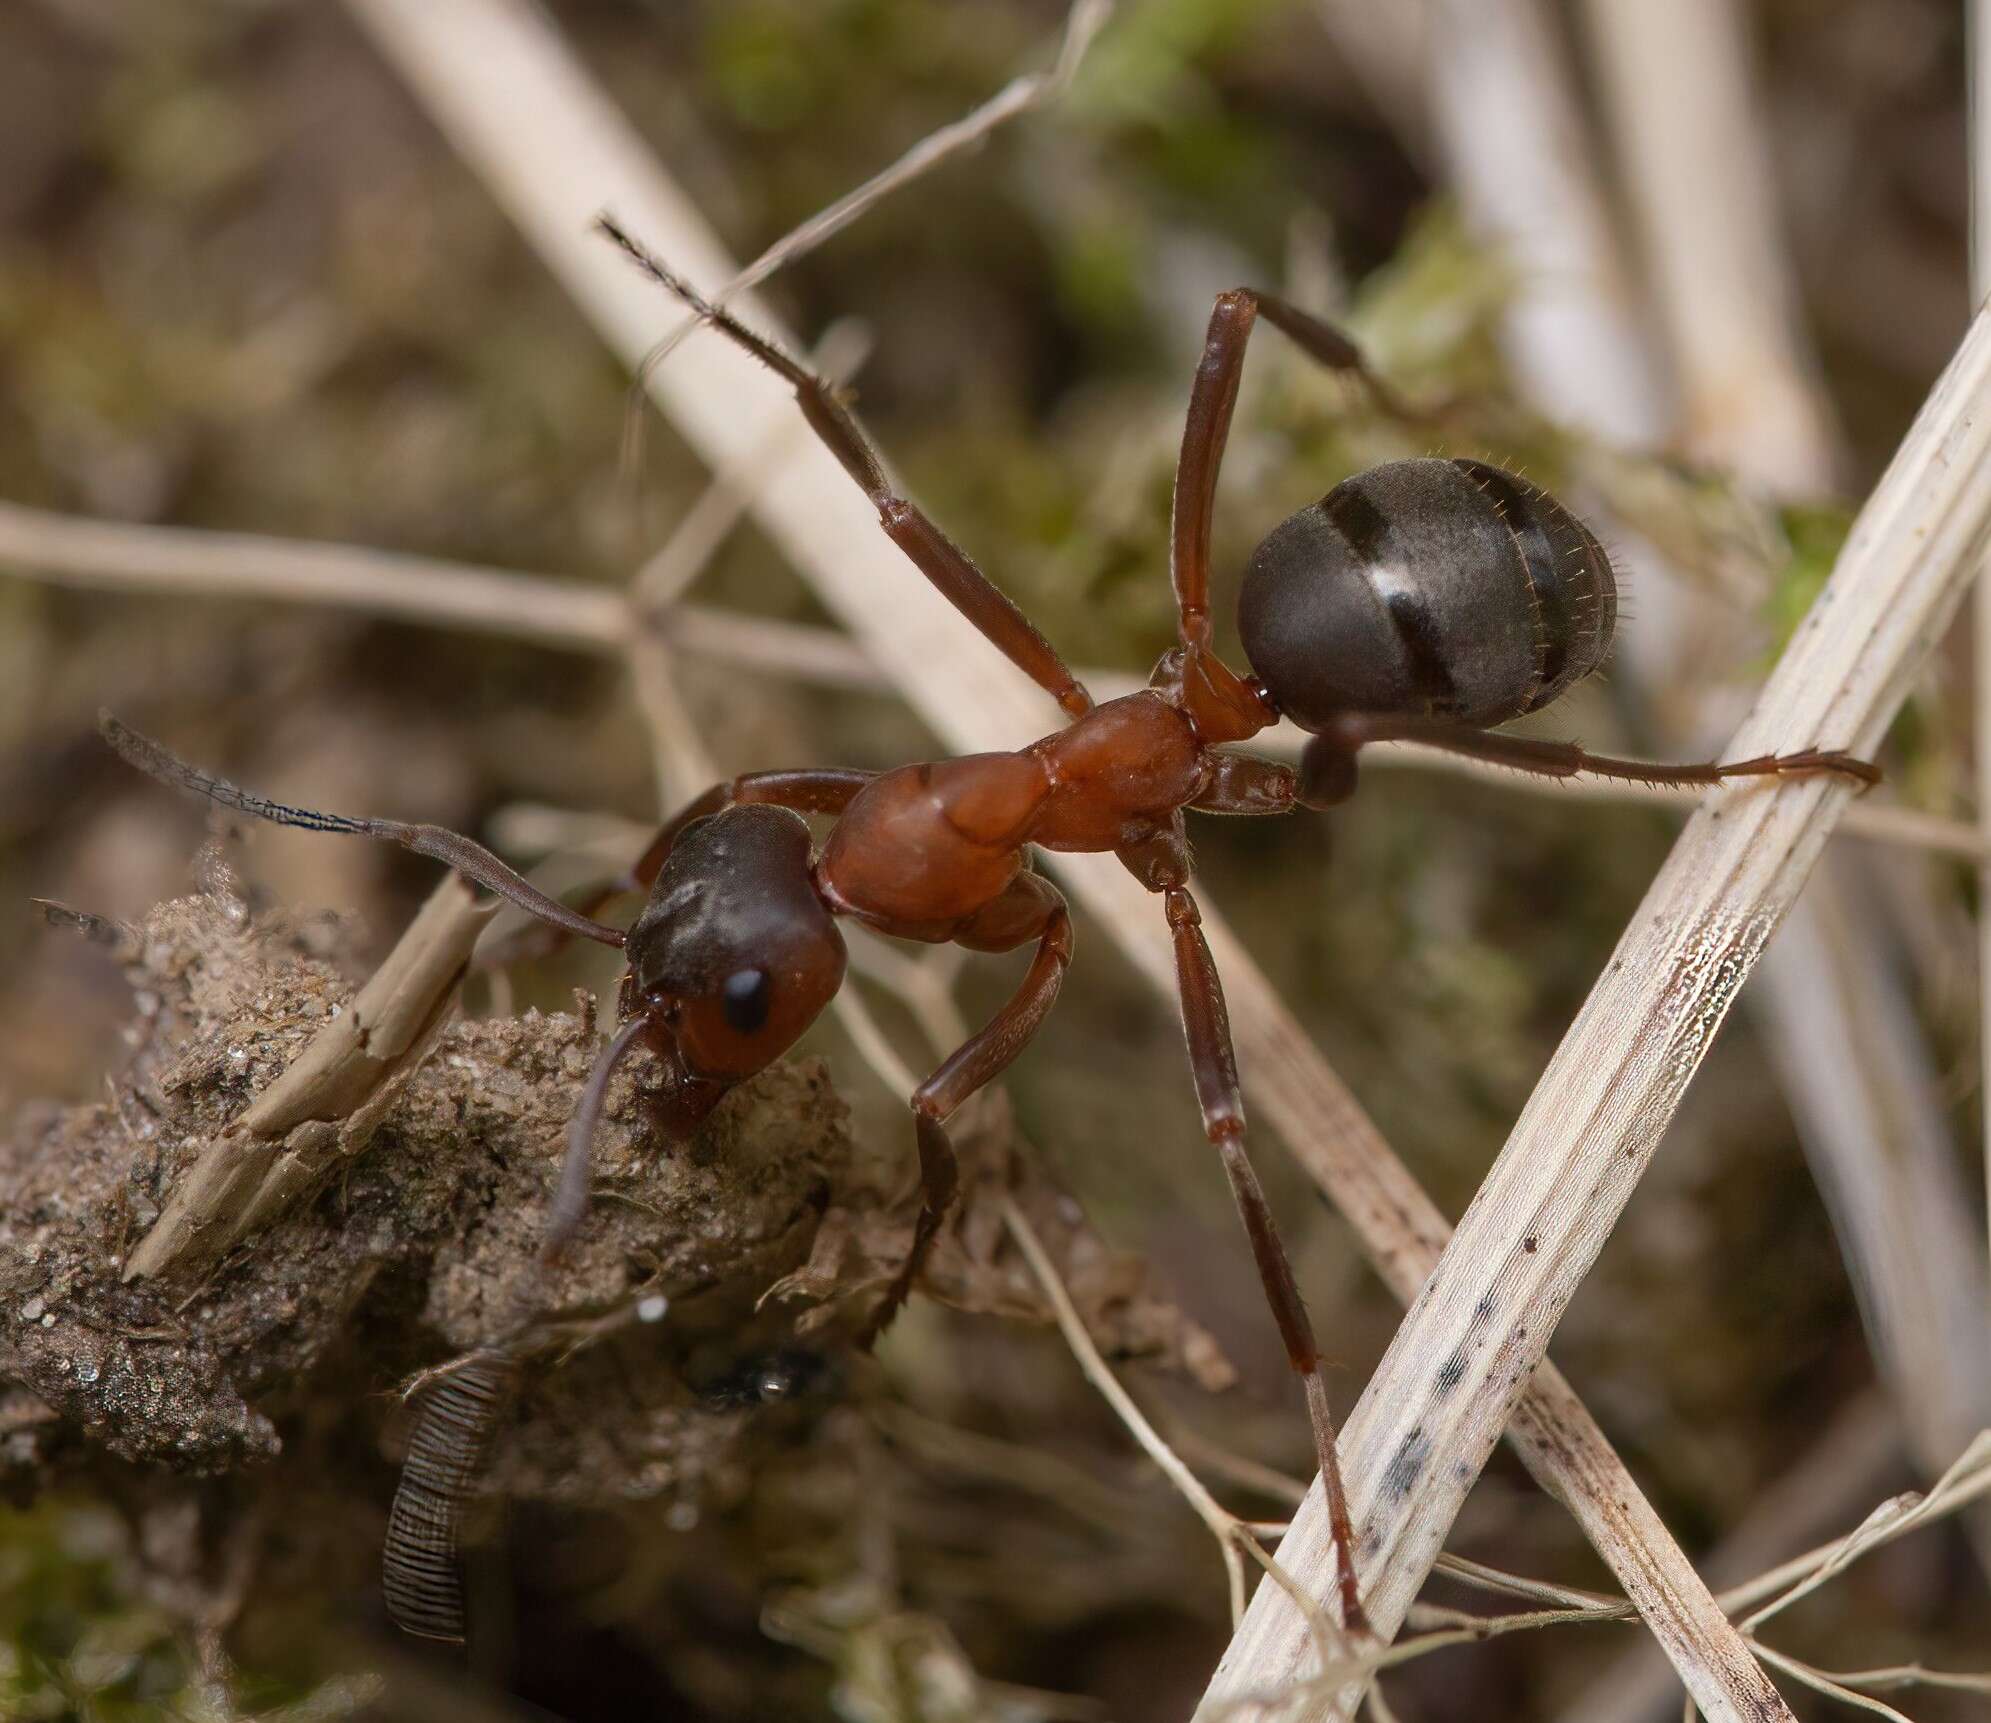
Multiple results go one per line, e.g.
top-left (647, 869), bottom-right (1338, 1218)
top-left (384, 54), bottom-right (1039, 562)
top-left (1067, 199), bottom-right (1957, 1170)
top-left (722, 968), bottom-right (773, 1035)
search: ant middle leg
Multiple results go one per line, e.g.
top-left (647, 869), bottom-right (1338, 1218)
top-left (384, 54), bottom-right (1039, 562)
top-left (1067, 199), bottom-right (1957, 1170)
top-left (598, 217), bottom-right (1091, 722)
top-left (1163, 882), bottom-right (1368, 1635)
top-left (1171, 288), bottom-right (1424, 655)
top-left (857, 874), bottom-right (1073, 1347)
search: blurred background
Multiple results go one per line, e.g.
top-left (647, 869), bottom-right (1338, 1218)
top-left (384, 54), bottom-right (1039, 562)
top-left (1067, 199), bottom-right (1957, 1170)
top-left (1, 0), bottom-right (1988, 1718)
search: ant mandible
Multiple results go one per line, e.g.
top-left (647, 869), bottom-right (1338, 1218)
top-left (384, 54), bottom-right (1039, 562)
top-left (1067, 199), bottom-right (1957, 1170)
top-left (102, 218), bottom-right (1876, 1634)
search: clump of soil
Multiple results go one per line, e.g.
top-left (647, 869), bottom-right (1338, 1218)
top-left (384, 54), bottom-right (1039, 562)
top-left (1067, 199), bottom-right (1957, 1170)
top-left (0, 874), bottom-right (861, 1506)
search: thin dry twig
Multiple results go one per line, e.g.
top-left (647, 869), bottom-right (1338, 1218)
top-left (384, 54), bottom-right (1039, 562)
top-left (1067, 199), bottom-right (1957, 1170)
top-left (331, 6), bottom-right (1865, 1720)
top-left (1740, 1430), bottom-right (1991, 1633)
top-left (1219, 1430), bottom-right (1991, 1719)
top-left (626, 0), bottom-right (1114, 382)
top-left (0, 496), bottom-right (895, 692)
top-left (1002, 1196), bottom-right (1256, 1629)
top-left (123, 875), bottom-right (499, 1281)
top-left (628, 318), bottom-right (872, 614)
top-left (0, 499), bottom-right (627, 650)
top-left (10, 502), bottom-right (1974, 860)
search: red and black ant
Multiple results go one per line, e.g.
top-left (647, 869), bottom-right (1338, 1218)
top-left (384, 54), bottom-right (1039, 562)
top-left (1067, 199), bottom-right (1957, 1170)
top-left (102, 217), bottom-right (1876, 1631)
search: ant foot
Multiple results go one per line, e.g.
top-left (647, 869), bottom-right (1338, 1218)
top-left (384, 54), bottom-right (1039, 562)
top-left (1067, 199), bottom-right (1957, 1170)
top-left (1719, 748), bottom-right (1880, 790)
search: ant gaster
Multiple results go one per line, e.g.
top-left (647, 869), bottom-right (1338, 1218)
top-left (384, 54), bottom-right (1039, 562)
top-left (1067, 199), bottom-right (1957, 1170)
top-left (102, 220), bottom-right (1876, 1633)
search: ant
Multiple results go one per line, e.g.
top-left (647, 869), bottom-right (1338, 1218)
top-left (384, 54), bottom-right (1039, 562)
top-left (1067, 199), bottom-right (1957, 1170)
top-left (101, 219), bottom-right (1876, 1634)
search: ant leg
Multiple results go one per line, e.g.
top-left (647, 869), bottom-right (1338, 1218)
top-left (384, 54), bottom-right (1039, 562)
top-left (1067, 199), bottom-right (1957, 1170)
top-left (102, 715), bottom-right (626, 948)
top-left (1164, 883), bottom-right (1368, 1634)
top-left (625, 768), bottom-right (877, 893)
top-left (1172, 289), bottom-right (1418, 654)
top-left (857, 877), bottom-right (1073, 1346)
top-left (1190, 752), bottom-right (1299, 816)
top-left (1315, 718), bottom-right (1880, 793)
top-left (599, 218), bottom-right (1091, 721)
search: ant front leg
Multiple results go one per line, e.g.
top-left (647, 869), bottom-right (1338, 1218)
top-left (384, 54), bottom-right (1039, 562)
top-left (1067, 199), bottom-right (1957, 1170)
top-left (599, 217), bottom-right (1091, 722)
top-left (481, 768), bottom-right (877, 972)
top-left (623, 768), bottom-right (878, 894)
top-left (1162, 883), bottom-right (1368, 1634)
top-left (858, 874), bottom-right (1073, 1347)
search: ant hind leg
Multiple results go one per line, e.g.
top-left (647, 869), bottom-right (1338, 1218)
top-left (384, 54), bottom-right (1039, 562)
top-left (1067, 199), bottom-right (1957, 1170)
top-left (1322, 718), bottom-right (1879, 792)
top-left (1164, 882), bottom-right (1368, 1635)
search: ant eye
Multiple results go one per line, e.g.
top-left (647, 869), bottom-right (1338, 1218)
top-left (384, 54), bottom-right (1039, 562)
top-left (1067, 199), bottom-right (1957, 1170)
top-left (721, 968), bottom-right (773, 1034)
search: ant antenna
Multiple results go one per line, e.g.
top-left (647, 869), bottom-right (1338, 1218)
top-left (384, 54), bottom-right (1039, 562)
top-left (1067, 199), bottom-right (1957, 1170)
top-left (101, 714), bottom-right (628, 950)
top-left (542, 1012), bottom-right (651, 1261)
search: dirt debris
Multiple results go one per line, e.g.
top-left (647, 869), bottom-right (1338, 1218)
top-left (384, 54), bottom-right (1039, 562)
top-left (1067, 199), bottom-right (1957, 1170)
top-left (3, 875), bottom-right (1230, 1512)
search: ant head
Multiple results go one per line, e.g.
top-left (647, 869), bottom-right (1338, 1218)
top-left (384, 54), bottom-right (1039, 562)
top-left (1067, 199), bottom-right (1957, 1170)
top-left (625, 805), bottom-right (846, 1081)
top-left (1236, 457), bottom-right (1617, 732)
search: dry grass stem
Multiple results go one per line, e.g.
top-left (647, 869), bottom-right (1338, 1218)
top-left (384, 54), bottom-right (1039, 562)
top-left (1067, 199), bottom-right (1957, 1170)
top-left (0, 496), bottom-right (896, 693)
top-left (819, 973), bottom-right (922, 1105)
top-left (1424, 0), bottom-right (1664, 447)
top-left (1558, 1393), bottom-right (1900, 1723)
top-left (1578, 0), bottom-right (1838, 488)
top-left (1739, 1430), bottom-right (1991, 1632)
top-left (656, 607), bottom-right (880, 693)
top-left (1972, 0), bottom-right (1991, 1344)
top-left (0, 499), bottom-right (627, 650)
top-left (1208, 302), bottom-right (1991, 1716)
top-left (1582, 0), bottom-right (1991, 1555)
top-left (123, 875), bottom-right (498, 1282)
top-left (334, 3), bottom-right (1848, 1716)
top-left (1227, 1429), bottom-right (1991, 1716)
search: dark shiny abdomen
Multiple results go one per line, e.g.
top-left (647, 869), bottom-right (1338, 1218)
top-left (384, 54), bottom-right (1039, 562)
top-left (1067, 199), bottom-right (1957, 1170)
top-left (1237, 457), bottom-right (1616, 730)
